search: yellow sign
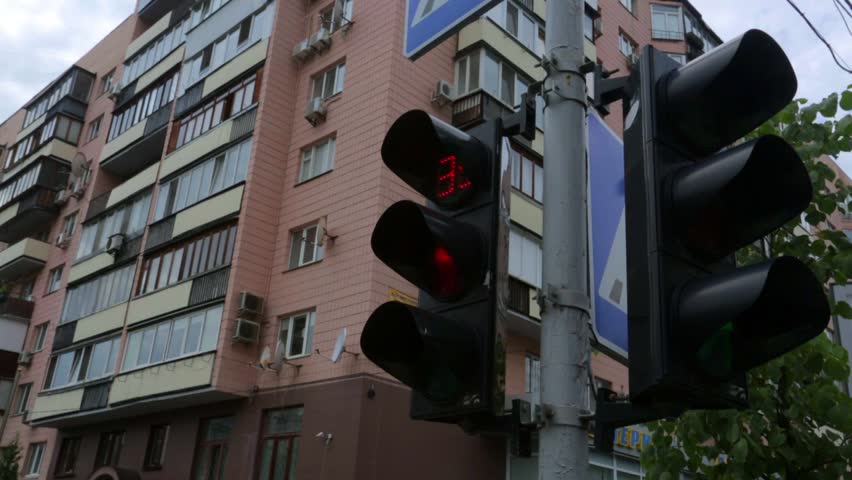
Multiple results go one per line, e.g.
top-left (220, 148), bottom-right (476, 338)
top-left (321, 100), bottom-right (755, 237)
top-left (613, 426), bottom-right (651, 451)
top-left (388, 288), bottom-right (418, 306)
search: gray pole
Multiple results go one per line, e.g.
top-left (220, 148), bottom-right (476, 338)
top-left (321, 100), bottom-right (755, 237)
top-left (538, 0), bottom-right (590, 478)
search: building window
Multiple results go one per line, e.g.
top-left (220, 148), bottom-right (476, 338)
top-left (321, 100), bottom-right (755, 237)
top-left (189, 0), bottom-right (233, 30)
top-left (589, 450), bottom-right (647, 478)
top-left (62, 212), bottom-right (77, 239)
top-left (45, 337), bottom-right (120, 390)
top-left (156, 139), bottom-right (251, 219)
top-left (299, 137), bottom-right (336, 182)
top-left (193, 416), bottom-right (235, 480)
top-left (95, 431), bottom-right (124, 468)
top-left (87, 116), bottom-right (103, 142)
top-left (288, 224), bottom-right (324, 269)
top-left (122, 304), bottom-right (223, 371)
top-left (651, 4), bottom-right (683, 40)
top-left (480, 51), bottom-right (530, 107)
top-left (122, 18), bottom-right (188, 87)
top-left (22, 70), bottom-right (93, 129)
top-left (619, 31), bottom-right (637, 57)
top-left (258, 407), bottom-right (303, 480)
top-left (24, 442), bottom-right (46, 478)
top-left (620, 0), bottom-right (633, 13)
top-left (14, 383), bottom-right (31, 415)
top-left (311, 63), bottom-right (346, 102)
top-left (55, 436), bottom-right (81, 476)
top-left (5, 114), bottom-right (83, 170)
top-left (455, 50), bottom-right (481, 96)
top-left (144, 425), bottom-right (169, 469)
top-left (31, 323), bottom-right (47, 352)
top-left (665, 52), bottom-right (686, 64)
top-left (584, 9), bottom-right (594, 40)
top-left (587, 376), bottom-right (612, 412)
top-left (21, 279), bottom-right (36, 302)
top-left (0, 163), bottom-right (50, 208)
top-left (509, 228), bottom-right (542, 288)
top-left (172, 71), bottom-right (260, 150)
top-left (100, 70), bottom-right (115, 96)
top-left (525, 354), bottom-right (540, 394)
top-left (182, 4), bottom-right (273, 89)
top-left (509, 145), bottom-right (543, 203)
top-left (485, 1), bottom-right (542, 54)
top-left (76, 191), bottom-right (151, 260)
top-left (47, 266), bottom-right (63, 293)
top-left (60, 264), bottom-right (136, 323)
top-left (108, 70), bottom-right (180, 142)
top-left (138, 224), bottom-right (237, 295)
top-left (279, 311), bottom-right (316, 359)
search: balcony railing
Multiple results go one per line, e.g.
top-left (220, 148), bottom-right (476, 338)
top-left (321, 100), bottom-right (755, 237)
top-left (508, 277), bottom-right (532, 316)
top-left (651, 29), bottom-right (683, 41)
top-left (0, 188), bottom-right (59, 244)
top-left (0, 296), bottom-right (35, 321)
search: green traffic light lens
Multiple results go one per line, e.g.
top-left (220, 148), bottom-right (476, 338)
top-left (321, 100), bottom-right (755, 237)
top-left (695, 322), bottom-right (735, 379)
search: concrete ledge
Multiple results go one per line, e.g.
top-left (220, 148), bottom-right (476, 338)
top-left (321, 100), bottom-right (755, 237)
top-left (0, 238), bottom-right (50, 269)
top-left (161, 118), bottom-right (234, 178)
top-left (100, 119), bottom-right (147, 164)
top-left (73, 303), bottom-right (127, 343)
top-left (126, 11), bottom-right (173, 60)
top-left (136, 45), bottom-right (185, 94)
top-left (69, 252), bottom-right (115, 283)
top-left (30, 388), bottom-right (84, 421)
top-left (109, 352), bottom-right (215, 405)
top-left (172, 185), bottom-right (244, 237)
top-left (510, 191), bottom-right (543, 235)
top-left (0, 203), bottom-right (20, 227)
top-left (202, 38), bottom-right (269, 98)
top-left (15, 114), bottom-right (47, 143)
top-left (127, 281), bottom-right (193, 326)
top-left (107, 163), bottom-right (159, 208)
top-left (6, 139), bottom-right (78, 180)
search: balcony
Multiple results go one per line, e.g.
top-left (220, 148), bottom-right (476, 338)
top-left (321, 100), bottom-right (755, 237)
top-left (29, 353), bottom-right (245, 428)
top-left (137, 0), bottom-right (172, 23)
top-left (506, 276), bottom-right (541, 340)
top-left (0, 188), bottom-right (59, 244)
top-left (0, 238), bottom-right (50, 282)
top-left (0, 297), bottom-right (35, 322)
top-left (100, 102), bottom-right (173, 178)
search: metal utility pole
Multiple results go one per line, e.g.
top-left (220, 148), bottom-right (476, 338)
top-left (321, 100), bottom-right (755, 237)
top-left (539, 0), bottom-right (590, 478)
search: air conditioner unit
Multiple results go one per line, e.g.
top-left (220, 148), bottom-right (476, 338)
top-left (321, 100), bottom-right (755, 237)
top-left (233, 318), bottom-right (261, 343)
top-left (106, 233), bottom-right (126, 255)
top-left (18, 352), bottom-right (32, 366)
top-left (305, 97), bottom-right (327, 126)
top-left (107, 84), bottom-right (122, 101)
top-left (71, 178), bottom-right (87, 199)
top-left (55, 232), bottom-right (70, 249)
top-left (293, 38), bottom-right (313, 61)
top-left (626, 53), bottom-right (640, 70)
top-left (54, 189), bottom-right (70, 206)
top-left (238, 291), bottom-right (264, 317)
top-left (309, 28), bottom-right (331, 53)
top-left (431, 80), bottom-right (455, 106)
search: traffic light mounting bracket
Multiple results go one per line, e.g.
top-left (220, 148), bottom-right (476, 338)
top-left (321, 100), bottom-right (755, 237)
top-left (593, 388), bottom-right (685, 453)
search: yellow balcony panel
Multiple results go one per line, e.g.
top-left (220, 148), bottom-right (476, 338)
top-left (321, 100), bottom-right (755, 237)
top-left (30, 388), bottom-right (84, 421)
top-left (0, 238), bottom-right (50, 282)
top-left (100, 119), bottom-right (148, 164)
top-left (202, 39), bottom-right (269, 98)
top-left (6, 139), bottom-right (78, 181)
top-left (73, 303), bottom-right (127, 343)
top-left (172, 186), bottom-right (244, 237)
top-left (584, 38), bottom-right (596, 62)
top-left (531, 130), bottom-right (543, 156)
top-left (127, 281), bottom-right (193, 326)
top-left (510, 191), bottom-right (543, 235)
top-left (109, 352), bottom-right (216, 405)
top-left (68, 252), bottom-right (115, 283)
top-left (0, 204), bottom-right (19, 228)
top-left (458, 18), bottom-right (544, 82)
top-left (126, 11), bottom-right (173, 60)
top-left (136, 45), bottom-right (185, 94)
top-left (107, 163), bottom-right (159, 209)
top-left (161, 119), bottom-right (234, 178)
top-left (534, 0), bottom-right (546, 19)
top-left (15, 114), bottom-right (47, 144)
top-left (529, 288), bottom-right (541, 320)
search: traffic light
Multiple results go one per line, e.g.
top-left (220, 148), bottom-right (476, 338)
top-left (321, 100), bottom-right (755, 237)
top-left (623, 29), bottom-right (830, 408)
top-left (361, 110), bottom-right (508, 424)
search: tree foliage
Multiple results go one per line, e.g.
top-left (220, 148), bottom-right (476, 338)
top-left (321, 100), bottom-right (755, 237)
top-left (0, 441), bottom-right (20, 480)
top-left (641, 87), bottom-right (852, 479)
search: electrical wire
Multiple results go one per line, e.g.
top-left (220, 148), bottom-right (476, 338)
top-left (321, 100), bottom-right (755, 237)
top-left (834, 0), bottom-right (852, 38)
top-left (785, 0), bottom-right (852, 74)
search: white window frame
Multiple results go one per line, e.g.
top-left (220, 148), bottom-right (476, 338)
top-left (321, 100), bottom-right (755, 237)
top-left (21, 279), bottom-right (35, 301)
top-left (311, 63), bottom-right (346, 101)
top-left (524, 354), bottom-right (540, 394)
top-left (619, 0), bottom-right (633, 12)
top-left (289, 223), bottom-right (325, 269)
top-left (25, 442), bottom-right (45, 478)
top-left (651, 4), bottom-right (683, 40)
top-left (665, 52), bottom-right (686, 65)
top-left (47, 266), bottom-right (63, 293)
top-left (279, 311), bottom-right (316, 359)
top-left (31, 324), bottom-right (47, 352)
top-left (485, 1), bottom-right (543, 55)
top-left (619, 32), bottom-right (636, 57)
top-left (15, 383), bottom-right (31, 415)
top-left (299, 136), bottom-right (336, 182)
top-left (509, 227), bottom-right (542, 288)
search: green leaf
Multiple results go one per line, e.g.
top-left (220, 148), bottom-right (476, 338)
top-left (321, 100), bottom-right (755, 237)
top-left (841, 90), bottom-right (852, 111)
top-left (731, 438), bottom-right (748, 463)
top-left (836, 301), bottom-right (852, 319)
top-left (819, 93), bottom-right (839, 118)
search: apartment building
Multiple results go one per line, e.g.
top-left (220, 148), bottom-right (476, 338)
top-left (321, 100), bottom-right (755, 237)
top-left (0, 0), bottom-right (720, 479)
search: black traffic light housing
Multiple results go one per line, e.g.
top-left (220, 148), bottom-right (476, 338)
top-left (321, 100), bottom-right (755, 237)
top-left (623, 30), bottom-right (830, 408)
top-left (361, 110), bottom-right (508, 424)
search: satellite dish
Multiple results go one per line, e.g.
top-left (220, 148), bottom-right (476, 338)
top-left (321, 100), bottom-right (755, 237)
top-left (331, 328), bottom-right (348, 363)
top-left (259, 345), bottom-right (273, 370)
top-left (274, 340), bottom-right (287, 366)
top-left (70, 153), bottom-right (88, 179)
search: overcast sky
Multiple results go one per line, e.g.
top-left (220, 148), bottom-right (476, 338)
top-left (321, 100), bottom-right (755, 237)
top-left (0, 0), bottom-right (849, 171)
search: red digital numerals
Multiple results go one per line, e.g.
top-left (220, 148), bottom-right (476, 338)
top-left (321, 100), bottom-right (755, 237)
top-left (436, 155), bottom-right (472, 200)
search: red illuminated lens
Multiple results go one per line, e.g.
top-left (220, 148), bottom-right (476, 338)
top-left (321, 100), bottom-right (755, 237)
top-left (432, 245), bottom-right (462, 298)
top-left (436, 155), bottom-right (472, 201)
